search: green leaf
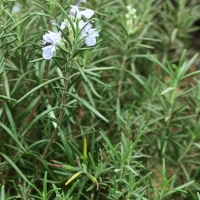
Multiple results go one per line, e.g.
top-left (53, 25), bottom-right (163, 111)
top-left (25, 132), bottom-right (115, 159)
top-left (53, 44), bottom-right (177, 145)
top-left (100, 131), bottom-right (120, 162)
top-left (72, 60), bottom-right (88, 82)
top-left (163, 181), bottom-right (194, 198)
top-left (135, 191), bottom-right (147, 200)
top-left (0, 95), bottom-right (16, 103)
top-left (148, 54), bottom-right (172, 77)
top-left (67, 93), bottom-right (109, 123)
top-left (87, 67), bottom-right (115, 72)
top-left (161, 87), bottom-right (175, 95)
top-left (0, 153), bottom-right (29, 183)
top-left (3, 73), bottom-right (10, 98)
top-left (135, 172), bottom-right (152, 187)
top-left (0, 122), bottom-right (25, 150)
top-left (11, 69), bottom-right (36, 96)
top-left (14, 77), bottom-right (65, 106)
top-left (59, 128), bottom-right (75, 166)
top-left (65, 171), bottom-right (83, 186)
top-left (178, 49), bottom-right (187, 68)
top-left (67, 180), bottom-right (80, 197)
top-left (43, 171), bottom-right (47, 197)
top-left (5, 104), bottom-right (17, 136)
top-left (9, 14), bottom-right (34, 32)
top-left (17, 95), bottom-right (41, 121)
top-left (30, 58), bottom-right (44, 63)
top-left (0, 185), bottom-right (5, 200)
top-left (127, 70), bottom-right (150, 93)
top-left (0, 54), bottom-right (4, 75)
top-left (197, 192), bottom-right (200, 200)
top-left (177, 53), bottom-right (198, 81)
top-left (87, 78), bottom-right (102, 98)
top-left (21, 106), bottom-right (59, 137)
top-left (124, 165), bottom-right (138, 176)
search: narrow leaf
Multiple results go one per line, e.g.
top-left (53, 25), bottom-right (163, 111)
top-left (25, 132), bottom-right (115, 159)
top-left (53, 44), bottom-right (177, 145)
top-left (0, 122), bottom-right (25, 151)
top-left (68, 93), bottom-right (109, 123)
top-left (21, 106), bottom-right (59, 137)
top-left (14, 77), bottom-right (65, 106)
top-left (0, 95), bottom-right (16, 103)
top-left (177, 53), bottom-right (198, 81)
top-left (0, 185), bottom-right (5, 200)
top-left (65, 171), bottom-right (83, 186)
top-left (161, 87), bottom-right (175, 95)
top-left (0, 153), bottom-right (29, 183)
top-left (148, 54), bottom-right (172, 77)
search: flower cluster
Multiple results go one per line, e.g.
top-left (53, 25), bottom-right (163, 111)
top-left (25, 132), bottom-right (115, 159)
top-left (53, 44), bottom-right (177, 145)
top-left (42, 0), bottom-right (99, 60)
top-left (125, 5), bottom-right (138, 35)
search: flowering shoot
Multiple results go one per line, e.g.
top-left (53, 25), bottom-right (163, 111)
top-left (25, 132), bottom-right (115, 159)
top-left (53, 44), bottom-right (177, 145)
top-left (42, 0), bottom-right (99, 60)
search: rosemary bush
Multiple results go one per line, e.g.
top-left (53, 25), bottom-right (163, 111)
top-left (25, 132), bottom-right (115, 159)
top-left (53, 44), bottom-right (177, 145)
top-left (0, 0), bottom-right (200, 199)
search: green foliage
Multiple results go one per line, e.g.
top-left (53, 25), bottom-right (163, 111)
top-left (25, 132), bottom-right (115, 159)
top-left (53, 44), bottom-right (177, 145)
top-left (1, 0), bottom-right (200, 199)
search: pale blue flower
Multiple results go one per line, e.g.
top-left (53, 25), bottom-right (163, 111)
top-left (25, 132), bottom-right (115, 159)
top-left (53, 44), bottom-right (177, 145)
top-left (43, 31), bottom-right (61, 46)
top-left (79, 20), bottom-right (99, 46)
top-left (70, 6), bottom-right (94, 19)
top-left (69, 0), bottom-right (94, 19)
top-left (42, 0), bottom-right (99, 59)
top-left (79, 20), bottom-right (92, 36)
top-left (85, 29), bottom-right (99, 46)
top-left (42, 30), bottom-right (62, 60)
top-left (60, 22), bottom-right (66, 30)
top-left (42, 45), bottom-right (54, 60)
top-left (80, 9), bottom-right (94, 19)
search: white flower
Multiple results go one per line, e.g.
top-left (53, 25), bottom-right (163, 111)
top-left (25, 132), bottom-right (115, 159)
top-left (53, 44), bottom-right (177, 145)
top-left (43, 31), bottom-right (61, 45)
top-left (85, 35), bottom-right (96, 46)
top-left (42, 31), bottom-right (62, 60)
top-left (69, 5), bottom-right (81, 18)
top-left (125, 5), bottom-right (138, 35)
top-left (42, 45), bottom-right (54, 60)
top-left (42, 0), bottom-right (99, 59)
top-left (126, 5), bottom-right (137, 19)
top-left (70, 5), bottom-right (94, 19)
top-left (78, 20), bottom-right (99, 46)
top-left (81, 9), bottom-right (94, 19)
top-left (60, 22), bottom-right (67, 30)
top-left (79, 20), bottom-right (92, 36)
top-left (12, 3), bottom-right (21, 13)
top-left (85, 29), bottom-right (99, 46)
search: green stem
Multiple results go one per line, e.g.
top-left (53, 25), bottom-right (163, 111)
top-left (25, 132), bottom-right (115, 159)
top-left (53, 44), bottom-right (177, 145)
top-left (33, 60), bottom-right (71, 180)
top-left (117, 55), bottom-right (127, 99)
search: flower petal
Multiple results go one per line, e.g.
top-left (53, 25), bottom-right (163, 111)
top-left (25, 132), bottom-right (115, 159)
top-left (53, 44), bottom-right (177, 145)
top-left (79, 20), bottom-right (85, 29)
top-left (88, 29), bottom-right (99, 37)
top-left (81, 9), bottom-right (94, 19)
top-left (42, 46), bottom-right (54, 60)
top-left (60, 22), bottom-right (66, 30)
top-left (80, 22), bottom-right (92, 37)
top-left (70, 5), bottom-right (81, 18)
top-left (85, 36), bottom-right (96, 46)
top-left (43, 31), bottom-right (61, 46)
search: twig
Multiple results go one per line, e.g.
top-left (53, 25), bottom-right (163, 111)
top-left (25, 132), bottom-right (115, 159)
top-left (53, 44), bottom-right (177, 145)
top-left (33, 67), bottom-right (71, 180)
top-left (117, 56), bottom-right (127, 98)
